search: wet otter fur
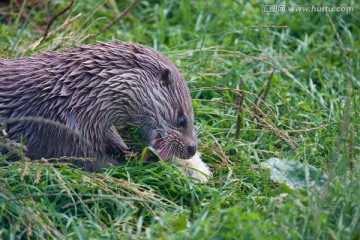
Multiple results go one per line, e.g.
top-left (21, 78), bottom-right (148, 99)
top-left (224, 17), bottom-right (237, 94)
top-left (0, 41), bottom-right (210, 181)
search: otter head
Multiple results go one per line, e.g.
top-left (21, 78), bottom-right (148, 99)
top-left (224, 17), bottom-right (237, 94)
top-left (144, 66), bottom-right (197, 161)
top-left (114, 43), bottom-right (197, 161)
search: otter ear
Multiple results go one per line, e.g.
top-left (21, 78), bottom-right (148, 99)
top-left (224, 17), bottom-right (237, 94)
top-left (160, 68), bottom-right (172, 86)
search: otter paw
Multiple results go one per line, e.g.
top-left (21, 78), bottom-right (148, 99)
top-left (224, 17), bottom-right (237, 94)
top-left (171, 152), bottom-right (211, 183)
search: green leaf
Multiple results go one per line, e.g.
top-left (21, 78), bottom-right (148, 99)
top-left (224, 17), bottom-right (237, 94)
top-left (171, 215), bottom-right (188, 231)
top-left (262, 158), bottom-right (328, 190)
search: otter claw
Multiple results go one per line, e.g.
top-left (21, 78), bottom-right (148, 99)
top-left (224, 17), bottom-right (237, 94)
top-left (123, 149), bottom-right (139, 157)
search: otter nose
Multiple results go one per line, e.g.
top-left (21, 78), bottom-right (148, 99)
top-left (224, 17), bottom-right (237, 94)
top-left (187, 144), bottom-right (196, 159)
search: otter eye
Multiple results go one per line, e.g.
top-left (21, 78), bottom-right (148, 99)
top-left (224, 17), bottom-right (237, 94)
top-left (177, 116), bottom-right (187, 129)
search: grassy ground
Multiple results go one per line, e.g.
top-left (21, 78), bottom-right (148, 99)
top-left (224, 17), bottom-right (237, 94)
top-left (0, 0), bottom-right (359, 239)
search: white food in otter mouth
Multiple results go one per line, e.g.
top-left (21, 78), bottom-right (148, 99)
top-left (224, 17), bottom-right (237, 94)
top-left (170, 152), bottom-right (211, 183)
top-left (148, 130), bottom-right (211, 183)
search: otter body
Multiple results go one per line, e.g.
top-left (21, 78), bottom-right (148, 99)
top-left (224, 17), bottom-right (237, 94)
top-left (0, 41), bottom-right (200, 172)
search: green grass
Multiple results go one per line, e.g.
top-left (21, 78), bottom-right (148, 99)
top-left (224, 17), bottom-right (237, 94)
top-left (0, 0), bottom-right (359, 239)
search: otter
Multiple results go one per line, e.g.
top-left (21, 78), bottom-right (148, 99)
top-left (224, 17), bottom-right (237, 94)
top-left (0, 41), bottom-right (210, 181)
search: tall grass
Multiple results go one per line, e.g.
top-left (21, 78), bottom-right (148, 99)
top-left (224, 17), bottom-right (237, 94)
top-left (0, 0), bottom-right (359, 239)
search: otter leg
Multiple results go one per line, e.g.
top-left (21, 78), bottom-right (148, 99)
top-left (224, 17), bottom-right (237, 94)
top-left (105, 126), bottom-right (129, 155)
top-left (85, 154), bottom-right (124, 171)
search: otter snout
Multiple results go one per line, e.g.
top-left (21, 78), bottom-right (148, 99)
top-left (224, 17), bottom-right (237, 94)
top-left (186, 143), bottom-right (197, 159)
